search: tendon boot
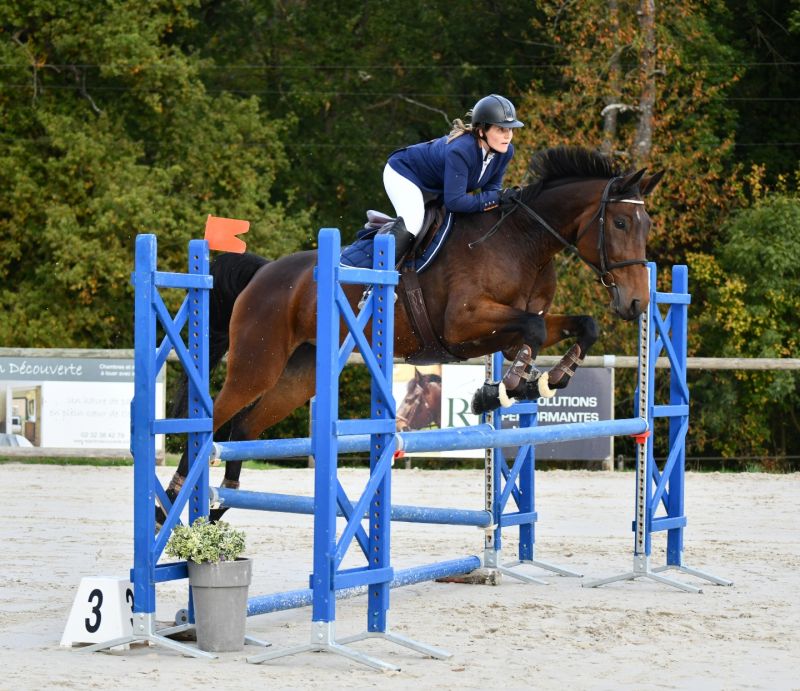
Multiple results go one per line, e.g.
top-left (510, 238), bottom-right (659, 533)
top-left (377, 217), bottom-right (416, 269)
top-left (501, 345), bottom-right (537, 396)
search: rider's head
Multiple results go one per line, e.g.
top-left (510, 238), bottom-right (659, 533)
top-left (470, 94), bottom-right (524, 130)
top-left (469, 94), bottom-right (524, 154)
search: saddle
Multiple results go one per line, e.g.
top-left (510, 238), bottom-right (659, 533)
top-left (346, 203), bottom-right (459, 365)
top-left (360, 202), bottom-right (446, 261)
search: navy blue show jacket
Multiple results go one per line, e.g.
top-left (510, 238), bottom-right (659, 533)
top-left (387, 133), bottom-right (514, 214)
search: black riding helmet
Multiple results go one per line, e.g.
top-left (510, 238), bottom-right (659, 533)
top-left (470, 94), bottom-right (525, 129)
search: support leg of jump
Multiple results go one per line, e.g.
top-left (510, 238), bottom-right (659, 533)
top-left (582, 554), bottom-right (703, 594)
top-left (484, 546), bottom-right (547, 585)
top-left (337, 630), bottom-right (452, 660)
top-left (651, 563), bottom-right (733, 587)
top-left (79, 613), bottom-right (217, 659)
top-left (502, 557), bottom-right (583, 580)
top-left (247, 621), bottom-right (399, 671)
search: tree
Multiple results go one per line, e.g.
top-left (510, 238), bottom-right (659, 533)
top-left (0, 0), bottom-right (311, 348)
top-left (180, 1), bottom-right (547, 238)
top-left (688, 178), bottom-right (800, 456)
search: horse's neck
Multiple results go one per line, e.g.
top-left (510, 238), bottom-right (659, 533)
top-left (518, 182), bottom-right (597, 256)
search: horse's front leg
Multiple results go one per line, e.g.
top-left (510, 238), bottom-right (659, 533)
top-left (469, 312), bottom-right (548, 415)
top-left (535, 314), bottom-right (598, 397)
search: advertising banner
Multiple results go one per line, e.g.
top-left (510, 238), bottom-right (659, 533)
top-left (393, 362), bottom-right (613, 461)
top-left (1, 355), bottom-right (165, 451)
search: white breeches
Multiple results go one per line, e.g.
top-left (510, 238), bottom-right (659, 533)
top-left (383, 164), bottom-right (426, 236)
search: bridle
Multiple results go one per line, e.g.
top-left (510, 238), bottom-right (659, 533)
top-left (470, 176), bottom-right (648, 289)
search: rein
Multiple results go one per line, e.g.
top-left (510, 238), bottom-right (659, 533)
top-left (470, 177), bottom-right (648, 288)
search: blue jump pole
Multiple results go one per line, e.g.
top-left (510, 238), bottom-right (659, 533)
top-left (214, 416), bottom-right (646, 461)
top-left (247, 556), bottom-right (482, 616)
top-left (215, 487), bottom-right (492, 526)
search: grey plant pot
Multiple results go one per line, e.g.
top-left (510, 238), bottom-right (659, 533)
top-left (188, 558), bottom-right (252, 652)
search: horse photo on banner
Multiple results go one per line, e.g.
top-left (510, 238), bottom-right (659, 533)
top-left (393, 364), bottom-right (442, 433)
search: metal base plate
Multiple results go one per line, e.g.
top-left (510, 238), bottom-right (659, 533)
top-left (79, 613), bottom-right (270, 658)
top-left (248, 621), bottom-right (450, 672)
top-left (582, 555), bottom-right (732, 593)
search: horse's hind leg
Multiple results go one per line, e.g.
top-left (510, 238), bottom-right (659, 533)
top-left (209, 344), bottom-right (317, 521)
top-left (157, 333), bottom-right (305, 528)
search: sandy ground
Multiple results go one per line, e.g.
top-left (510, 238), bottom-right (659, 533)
top-left (1, 463), bottom-right (798, 690)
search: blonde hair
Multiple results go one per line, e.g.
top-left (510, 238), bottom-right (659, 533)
top-left (447, 116), bottom-right (475, 142)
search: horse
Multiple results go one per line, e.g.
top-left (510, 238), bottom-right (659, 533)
top-left (396, 368), bottom-right (443, 432)
top-left (161, 145), bottom-right (664, 518)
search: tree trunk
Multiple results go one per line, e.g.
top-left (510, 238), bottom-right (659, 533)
top-left (632, 0), bottom-right (657, 168)
top-left (601, 0), bottom-right (621, 157)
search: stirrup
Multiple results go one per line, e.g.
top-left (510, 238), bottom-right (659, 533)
top-left (358, 287), bottom-right (397, 311)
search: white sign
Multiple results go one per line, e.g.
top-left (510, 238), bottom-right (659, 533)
top-left (1, 356), bottom-right (165, 451)
top-left (394, 362), bottom-right (614, 461)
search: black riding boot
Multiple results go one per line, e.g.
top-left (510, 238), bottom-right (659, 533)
top-left (377, 217), bottom-right (416, 269)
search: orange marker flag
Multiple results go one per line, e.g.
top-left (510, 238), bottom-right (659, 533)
top-left (204, 215), bottom-right (250, 253)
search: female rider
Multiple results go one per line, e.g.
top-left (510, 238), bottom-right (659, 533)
top-left (379, 94), bottom-right (525, 266)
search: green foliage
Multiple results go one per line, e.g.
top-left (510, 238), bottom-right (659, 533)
top-left (165, 517), bottom-right (246, 564)
top-left (688, 188), bottom-right (800, 455)
top-left (0, 0), bottom-right (311, 347)
top-left (2, 0), bottom-right (798, 459)
top-left (178, 2), bottom-right (544, 237)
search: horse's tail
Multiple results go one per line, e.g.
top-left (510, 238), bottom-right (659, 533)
top-left (169, 252), bottom-right (270, 418)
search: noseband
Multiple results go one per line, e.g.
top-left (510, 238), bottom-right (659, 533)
top-left (472, 176), bottom-right (648, 289)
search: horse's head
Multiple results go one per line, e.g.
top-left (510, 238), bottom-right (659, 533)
top-left (396, 368), bottom-right (442, 432)
top-left (574, 168), bottom-right (665, 320)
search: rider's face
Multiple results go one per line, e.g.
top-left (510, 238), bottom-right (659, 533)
top-left (483, 125), bottom-right (514, 153)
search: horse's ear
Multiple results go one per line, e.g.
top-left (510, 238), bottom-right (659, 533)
top-left (414, 367), bottom-right (422, 382)
top-left (616, 168), bottom-right (647, 196)
top-left (640, 169), bottom-right (666, 196)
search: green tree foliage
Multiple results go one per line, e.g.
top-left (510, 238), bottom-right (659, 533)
top-left (688, 179), bottom-right (800, 456)
top-left (509, 1), bottom-right (746, 364)
top-left (2, 1), bottom-right (798, 457)
top-left (178, 1), bottom-right (545, 237)
top-left (0, 1), bottom-right (311, 347)
top-left (723, 0), bottom-right (800, 184)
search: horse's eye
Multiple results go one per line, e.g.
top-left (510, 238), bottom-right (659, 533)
top-left (613, 217), bottom-right (628, 230)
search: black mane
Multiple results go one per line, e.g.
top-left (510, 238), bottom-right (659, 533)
top-left (528, 146), bottom-right (622, 188)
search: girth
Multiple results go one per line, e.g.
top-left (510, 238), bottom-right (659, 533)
top-left (398, 267), bottom-right (463, 365)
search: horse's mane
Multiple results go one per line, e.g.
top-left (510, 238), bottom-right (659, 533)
top-left (525, 146), bottom-right (623, 194)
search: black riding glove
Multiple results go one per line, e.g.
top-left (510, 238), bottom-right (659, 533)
top-left (499, 186), bottom-right (522, 210)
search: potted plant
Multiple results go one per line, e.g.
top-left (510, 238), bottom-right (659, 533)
top-left (165, 517), bottom-right (251, 653)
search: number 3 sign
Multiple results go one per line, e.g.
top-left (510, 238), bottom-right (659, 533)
top-left (61, 577), bottom-right (134, 648)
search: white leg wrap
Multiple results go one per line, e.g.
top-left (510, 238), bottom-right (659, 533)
top-left (537, 373), bottom-right (556, 398)
top-left (497, 382), bottom-right (514, 408)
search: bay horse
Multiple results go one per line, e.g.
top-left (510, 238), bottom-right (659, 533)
top-left (162, 146), bottom-right (664, 517)
top-left (396, 368), bottom-right (443, 432)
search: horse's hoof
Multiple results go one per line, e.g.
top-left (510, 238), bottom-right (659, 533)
top-left (209, 506), bottom-right (230, 523)
top-left (471, 383), bottom-right (501, 415)
top-left (155, 487), bottom-right (178, 532)
top-left (155, 505), bottom-right (166, 532)
top-left (537, 373), bottom-right (556, 398)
